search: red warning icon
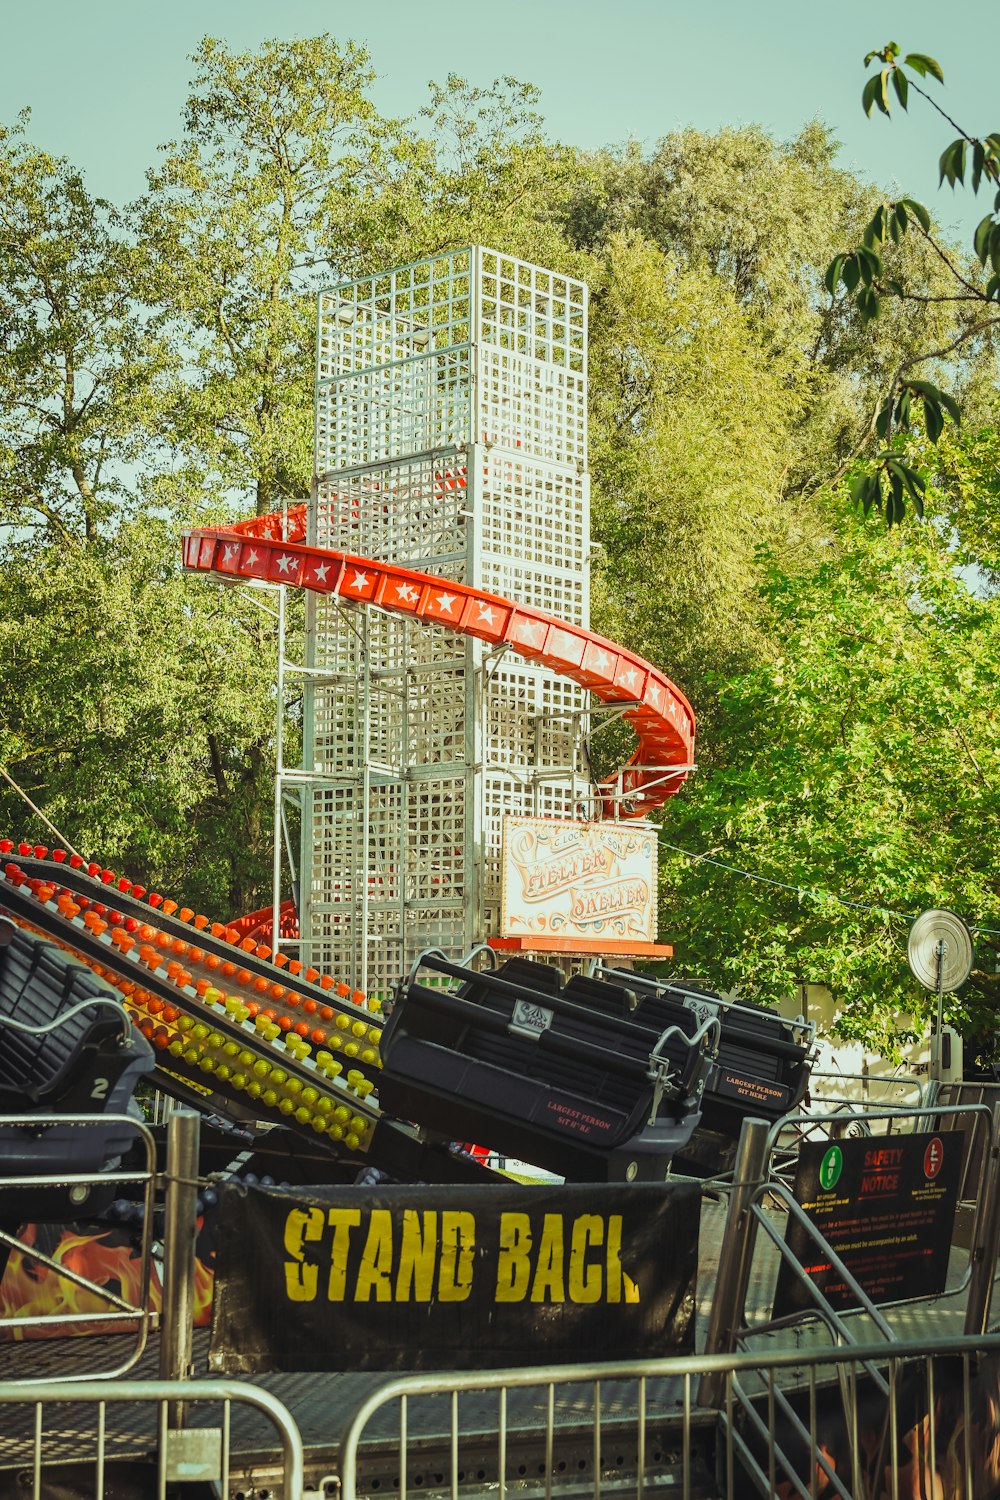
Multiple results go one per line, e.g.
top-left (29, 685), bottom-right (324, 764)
top-left (924, 1137), bottom-right (944, 1179)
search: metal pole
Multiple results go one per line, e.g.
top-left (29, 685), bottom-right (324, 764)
top-left (159, 1109), bottom-right (200, 1425)
top-left (272, 580), bottom-right (286, 960)
top-left (698, 1117), bottom-right (771, 1408)
top-left (933, 938), bottom-right (946, 1085)
top-left (965, 1099), bottom-right (1000, 1335)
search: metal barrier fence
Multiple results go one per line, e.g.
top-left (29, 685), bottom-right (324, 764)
top-left (0, 1378), bottom-right (305, 1500)
top-left (337, 1332), bottom-right (1000, 1500)
top-left (0, 1112), bottom-right (157, 1380)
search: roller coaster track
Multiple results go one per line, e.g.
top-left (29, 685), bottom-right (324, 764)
top-left (182, 500), bottom-right (695, 817)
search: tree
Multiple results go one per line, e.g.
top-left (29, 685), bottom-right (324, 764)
top-left (0, 116), bottom-right (169, 545)
top-left (586, 230), bottom-right (813, 733)
top-left (139, 34), bottom-right (393, 519)
top-left (825, 45), bottom-right (1000, 522)
top-left (657, 501), bottom-right (1000, 1052)
top-left (0, 516), bottom-right (283, 913)
top-left (563, 121), bottom-right (995, 508)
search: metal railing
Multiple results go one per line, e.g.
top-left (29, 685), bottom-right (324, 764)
top-left (0, 1112), bottom-right (157, 1379)
top-left (0, 1378), bottom-right (305, 1500)
top-left (695, 1104), bottom-right (1000, 1386)
top-left (336, 1333), bottom-right (1000, 1500)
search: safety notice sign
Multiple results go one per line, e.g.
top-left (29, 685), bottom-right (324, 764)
top-left (773, 1129), bottom-right (964, 1316)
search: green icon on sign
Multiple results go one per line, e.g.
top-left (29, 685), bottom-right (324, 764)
top-left (819, 1145), bottom-right (843, 1192)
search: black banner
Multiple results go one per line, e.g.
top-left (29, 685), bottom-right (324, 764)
top-left (209, 1181), bottom-right (700, 1372)
top-left (773, 1130), bottom-right (964, 1316)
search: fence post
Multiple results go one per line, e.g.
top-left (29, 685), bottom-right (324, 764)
top-left (965, 1099), bottom-right (1000, 1335)
top-left (698, 1116), bottom-right (770, 1408)
top-left (159, 1108), bottom-right (201, 1422)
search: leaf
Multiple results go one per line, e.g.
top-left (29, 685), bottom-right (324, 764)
top-left (935, 387), bottom-right (962, 426)
top-left (842, 256), bottom-right (861, 292)
top-left (889, 460), bottom-right (926, 512)
top-left (862, 75), bottom-right (882, 117)
top-left (888, 471), bottom-right (904, 525)
top-left (876, 69), bottom-right (891, 115)
top-left (939, 138), bottom-right (967, 188)
top-left (875, 397), bottom-right (892, 439)
top-left (899, 197), bottom-right (930, 232)
top-left (857, 285), bottom-right (880, 322)
top-left (892, 69), bottom-right (909, 110)
top-left (903, 53), bottom-right (944, 83)
top-left (864, 205), bottom-right (886, 246)
top-left (861, 474), bottom-right (881, 516)
top-left (991, 224), bottom-right (1000, 274)
top-left (856, 244), bottom-right (883, 283)
top-left (905, 378), bottom-right (959, 427)
top-left (825, 253), bottom-right (847, 294)
top-left (925, 397), bottom-right (944, 443)
top-left (972, 142), bottom-right (985, 194)
top-left (885, 277), bottom-right (906, 296)
top-left (974, 214), bottom-right (994, 265)
top-left (987, 273), bottom-right (1000, 301)
top-left (898, 389), bottom-right (912, 428)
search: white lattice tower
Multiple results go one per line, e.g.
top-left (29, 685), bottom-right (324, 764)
top-left (300, 248), bottom-right (590, 997)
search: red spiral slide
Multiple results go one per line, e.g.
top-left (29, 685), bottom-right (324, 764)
top-left (183, 504), bottom-right (695, 817)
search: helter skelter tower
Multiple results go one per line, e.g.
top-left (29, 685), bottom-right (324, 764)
top-left (298, 248), bottom-right (592, 997)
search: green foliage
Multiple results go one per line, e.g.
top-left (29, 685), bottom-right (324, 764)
top-left (586, 231), bottom-right (810, 729)
top-left (0, 117), bottom-right (172, 544)
top-left (825, 45), bottom-right (1000, 521)
top-left (139, 34), bottom-right (390, 517)
top-left (658, 504), bottom-right (1000, 1048)
top-left (0, 522), bottom-right (282, 916)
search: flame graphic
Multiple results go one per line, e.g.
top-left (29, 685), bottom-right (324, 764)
top-left (0, 1223), bottom-right (159, 1341)
top-left (1, 1223), bottom-right (216, 1339)
top-left (192, 1246), bottom-right (215, 1327)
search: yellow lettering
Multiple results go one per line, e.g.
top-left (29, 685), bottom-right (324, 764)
top-left (355, 1209), bottom-right (394, 1302)
top-left (495, 1212), bottom-right (533, 1302)
top-left (568, 1215), bottom-right (603, 1303)
top-left (606, 1214), bottom-right (623, 1303)
top-left (604, 1216), bottom-right (640, 1303)
top-left (396, 1210), bottom-right (437, 1302)
top-left (531, 1214), bottom-right (565, 1302)
top-left (283, 1207), bottom-right (324, 1302)
top-left (438, 1211), bottom-right (475, 1301)
top-left (326, 1208), bottom-right (362, 1301)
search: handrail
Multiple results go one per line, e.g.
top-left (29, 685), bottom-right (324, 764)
top-left (337, 1331), bottom-right (1000, 1500)
top-left (0, 1379), bottom-right (304, 1500)
top-left (0, 1112), bottom-right (156, 1378)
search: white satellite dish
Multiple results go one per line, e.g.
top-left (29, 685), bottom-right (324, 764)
top-left (907, 909), bottom-right (974, 992)
top-left (907, 909), bottom-right (974, 1086)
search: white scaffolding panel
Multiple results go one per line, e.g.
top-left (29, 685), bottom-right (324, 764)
top-left (300, 248), bottom-right (590, 997)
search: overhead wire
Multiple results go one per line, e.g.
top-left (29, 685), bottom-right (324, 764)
top-left (657, 835), bottom-right (1000, 938)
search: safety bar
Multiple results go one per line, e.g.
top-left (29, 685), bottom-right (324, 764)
top-left (400, 950), bottom-right (709, 1053)
top-left (394, 979), bottom-right (707, 1087)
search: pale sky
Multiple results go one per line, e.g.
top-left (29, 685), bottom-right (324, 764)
top-left (2, 0), bottom-right (996, 245)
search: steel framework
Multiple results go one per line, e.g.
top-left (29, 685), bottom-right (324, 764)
top-left (298, 248), bottom-right (592, 995)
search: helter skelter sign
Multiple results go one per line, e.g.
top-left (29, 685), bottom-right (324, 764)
top-left (500, 816), bottom-right (657, 945)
